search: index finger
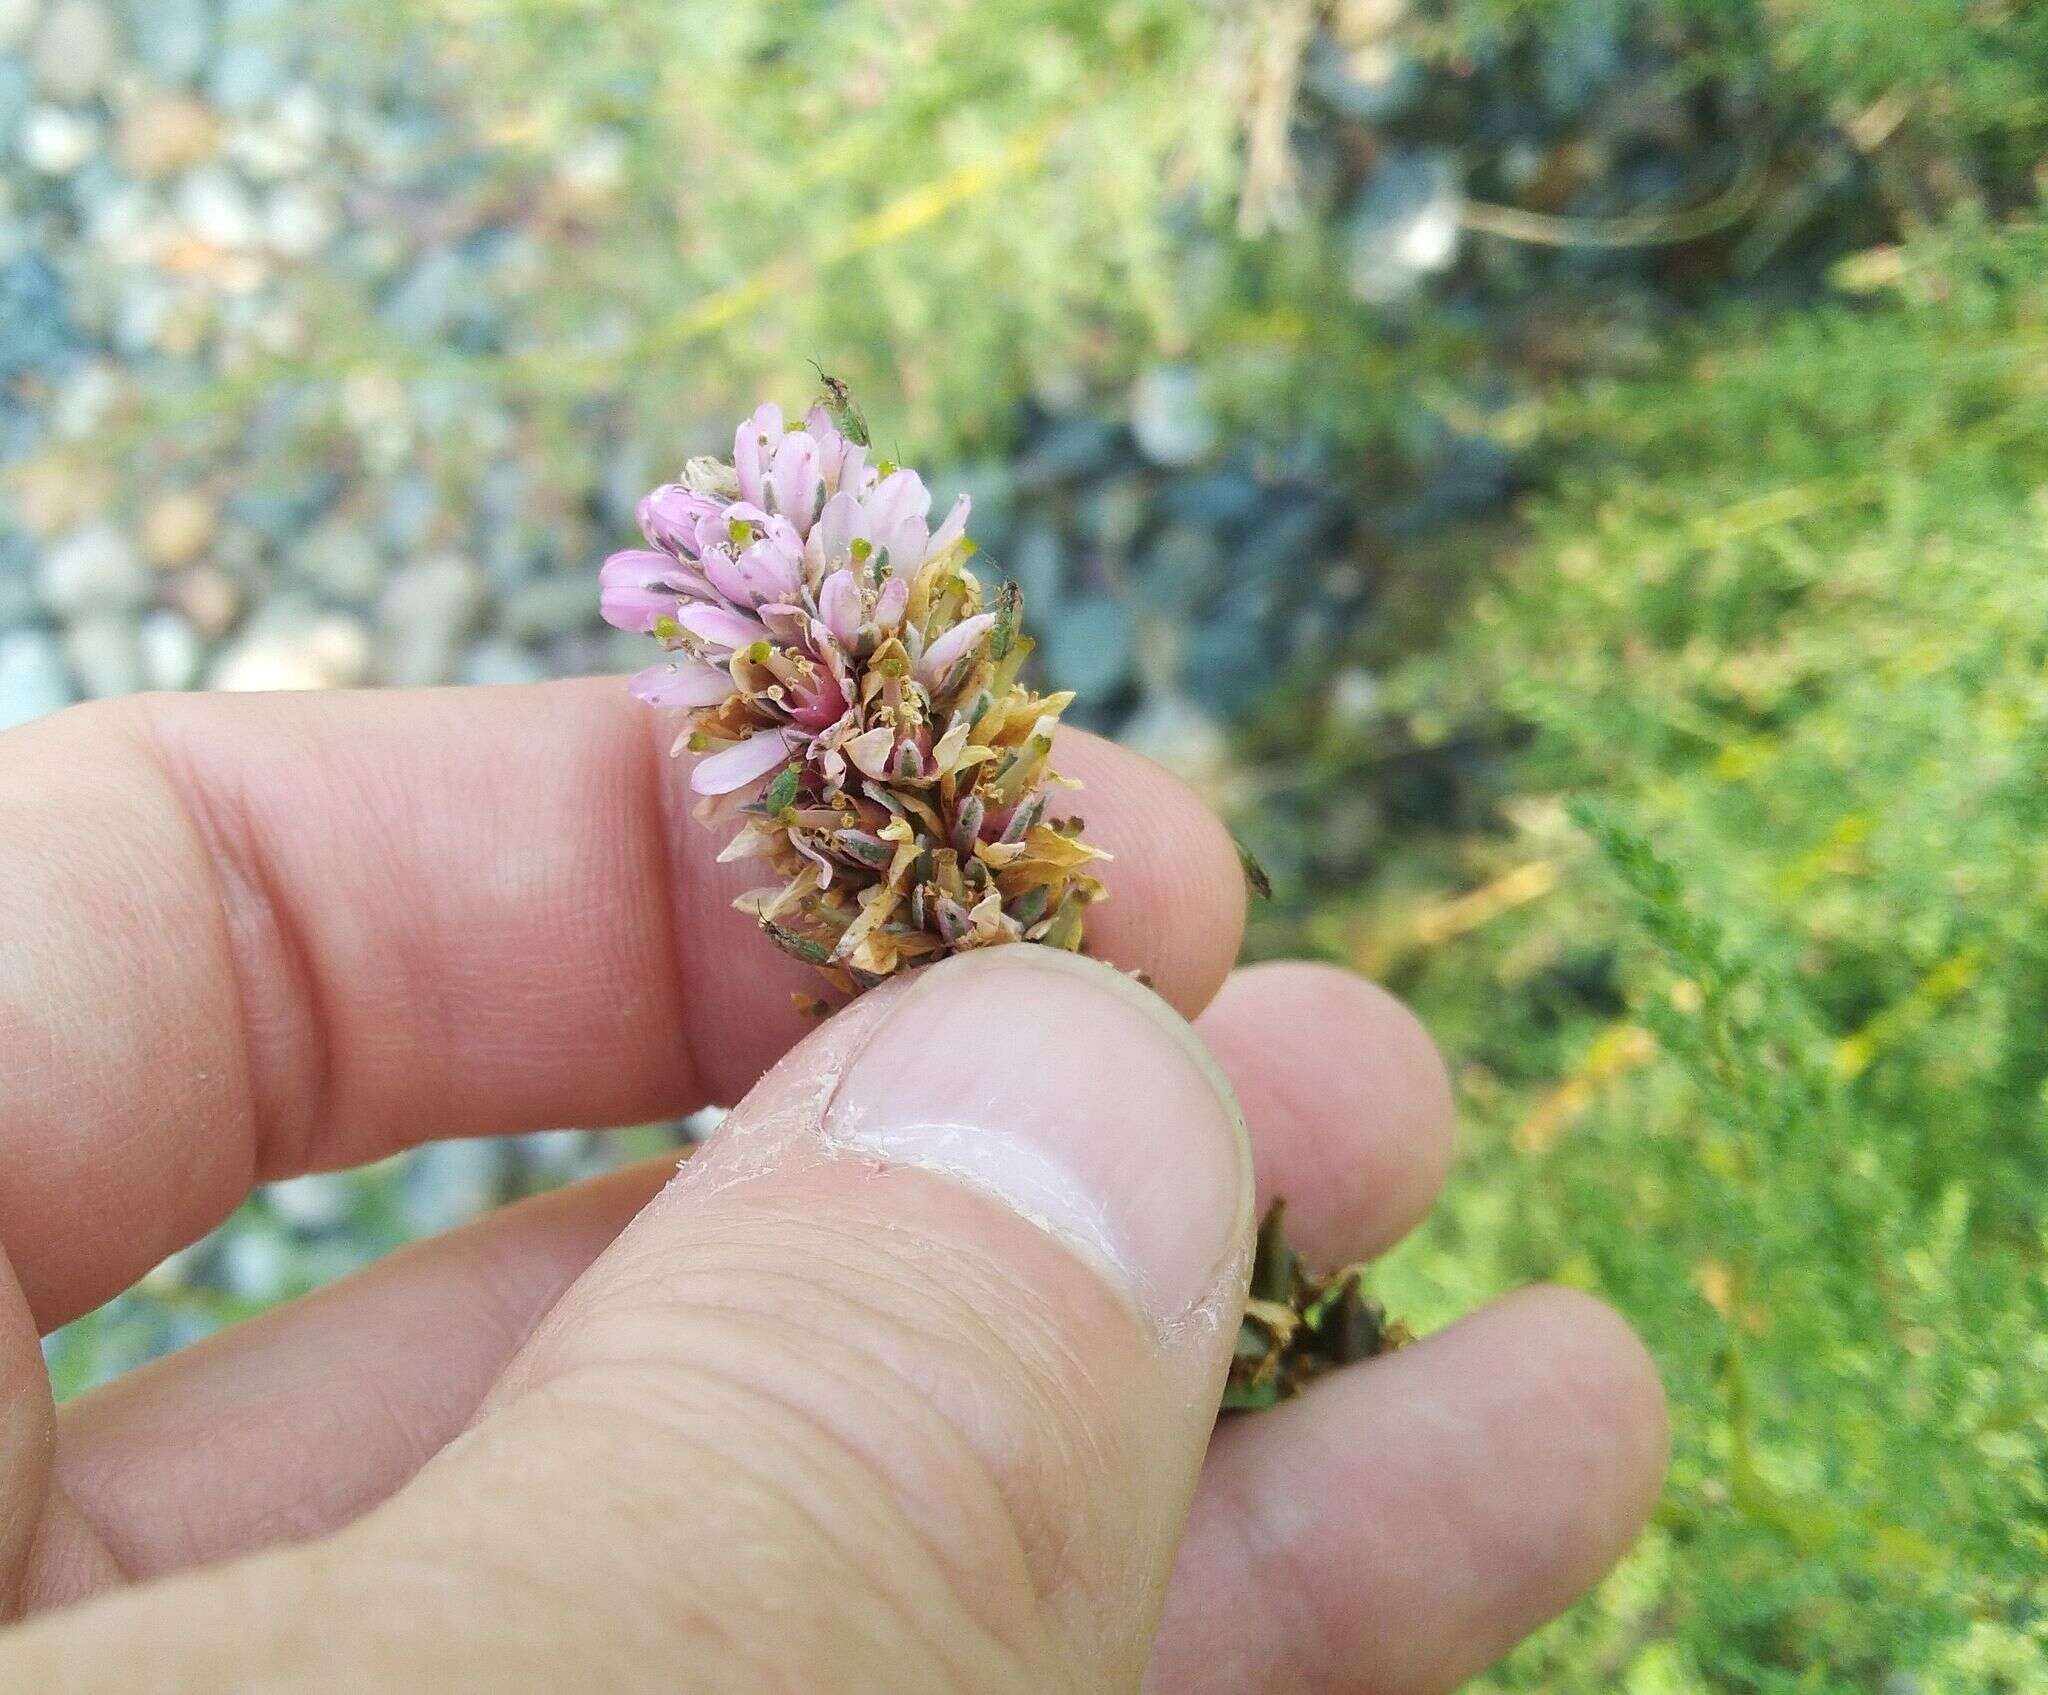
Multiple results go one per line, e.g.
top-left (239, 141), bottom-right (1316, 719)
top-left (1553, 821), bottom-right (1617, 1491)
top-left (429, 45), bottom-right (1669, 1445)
top-left (0, 678), bottom-right (1245, 1328)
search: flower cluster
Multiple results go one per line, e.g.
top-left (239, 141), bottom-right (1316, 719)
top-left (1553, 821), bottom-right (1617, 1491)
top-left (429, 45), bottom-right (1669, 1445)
top-left (602, 396), bottom-right (1108, 993)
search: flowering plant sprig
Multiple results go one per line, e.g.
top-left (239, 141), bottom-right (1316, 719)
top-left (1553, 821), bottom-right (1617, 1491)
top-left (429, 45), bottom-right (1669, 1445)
top-left (600, 387), bottom-right (1404, 1410)
top-left (601, 390), bottom-right (1108, 995)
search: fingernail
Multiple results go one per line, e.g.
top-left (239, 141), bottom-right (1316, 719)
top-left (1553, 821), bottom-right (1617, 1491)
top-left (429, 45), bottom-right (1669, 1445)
top-left (824, 948), bottom-right (1253, 1322)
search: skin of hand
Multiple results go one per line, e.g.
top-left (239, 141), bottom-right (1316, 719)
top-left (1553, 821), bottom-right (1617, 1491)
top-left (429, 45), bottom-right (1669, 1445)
top-left (0, 678), bottom-right (1666, 1693)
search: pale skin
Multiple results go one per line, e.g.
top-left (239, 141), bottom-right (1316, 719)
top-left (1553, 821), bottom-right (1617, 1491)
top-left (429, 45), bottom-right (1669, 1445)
top-left (0, 677), bottom-right (1667, 1691)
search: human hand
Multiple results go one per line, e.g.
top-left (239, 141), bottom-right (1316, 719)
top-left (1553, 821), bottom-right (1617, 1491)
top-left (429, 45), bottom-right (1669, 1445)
top-left (0, 678), bottom-right (1665, 1692)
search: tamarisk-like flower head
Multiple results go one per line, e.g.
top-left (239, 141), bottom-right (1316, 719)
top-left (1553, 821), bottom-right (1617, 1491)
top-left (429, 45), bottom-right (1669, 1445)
top-left (602, 394), bottom-right (1108, 993)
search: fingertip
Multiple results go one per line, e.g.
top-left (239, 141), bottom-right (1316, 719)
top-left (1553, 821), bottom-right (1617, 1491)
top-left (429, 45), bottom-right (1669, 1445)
top-left (1398, 1284), bottom-right (1670, 1629)
top-left (1201, 961), bottom-right (1455, 1259)
top-left (1161, 1283), bottom-right (1668, 1695)
top-left (1505, 1284), bottom-right (1671, 1540)
top-left (1056, 732), bottom-right (1246, 1021)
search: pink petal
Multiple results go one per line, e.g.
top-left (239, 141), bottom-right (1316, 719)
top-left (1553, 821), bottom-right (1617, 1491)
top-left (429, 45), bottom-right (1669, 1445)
top-left (812, 629), bottom-right (854, 694)
top-left (757, 603), bottom-right (812, 645)
top-left (915, 613), bottom-right (997, 688)
top-left (788, 668), bottom-right (849, 731)
top-left (812, 491), bottom-right (867, 566)
top-left (838, 441), bottom-right (872, 494)
top-left (760, 514), bottom-right (807, 570)
top-left (770, 431), bottom-right (822, 536)
top-left (819, 569), bottom-right (863, 648)
top-left (693, 508), bottom-right (734, 563)
top-left (733, 403), bottom-right (783, 508)
top-left (875, 515), bottom-right (929, 573)
top-left (638, 485), bottom-right (722, 557)
top-left (690, 728), bottom-right (796, 797)
top-left (706, 539), bottom-right (800, 610)
top-left (845, 726), bottom-right (896, 780)
top-left (874, 576), bottom-right (910, 630)
top-left (927, 493), bottom-right (972, 559)
top-left (601, 547), bottom-right (681, 586)
top-left (600, 549), bottom-right (685, 633)
top-left (749, 539), bottom-right (803, 602)
top-left (701, 548), bottom-right (752, 608)
top-left (676, 602), bottom-right (768, 653)
top-left (629, 660), bottom-right (734, 709)
top-left (804, 404), bottom-right (847, 485)
top-left (601, 583), bottom-right (674, 634)
top-left (865, 468), bottom-right (931, 536)
top-left (602, 544), bottom-right (708, 605)
top-left (791, 831), bottom-right (836, 887)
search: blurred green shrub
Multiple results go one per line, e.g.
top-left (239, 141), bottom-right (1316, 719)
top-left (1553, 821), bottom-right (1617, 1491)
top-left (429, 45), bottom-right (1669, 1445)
top-left (1267, 210), bottom-right (2048, 1689)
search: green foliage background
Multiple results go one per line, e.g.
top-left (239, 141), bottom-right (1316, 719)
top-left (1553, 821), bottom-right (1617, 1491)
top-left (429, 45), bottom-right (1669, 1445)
top-left (45, 0), bottom-right (2048, 1686)
top-left (1301, 213), bottom-right (2048, 1686)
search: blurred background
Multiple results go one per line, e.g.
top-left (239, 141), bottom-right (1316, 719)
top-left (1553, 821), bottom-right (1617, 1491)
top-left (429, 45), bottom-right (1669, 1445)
top-left (5, 0), bottom-right (2046, 1686)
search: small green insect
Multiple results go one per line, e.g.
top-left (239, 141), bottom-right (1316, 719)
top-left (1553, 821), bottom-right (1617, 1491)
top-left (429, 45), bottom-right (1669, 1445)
top-left (758, 763), bottom-right (801, 817)
top-left (811, 364), bottom-right (871, 447)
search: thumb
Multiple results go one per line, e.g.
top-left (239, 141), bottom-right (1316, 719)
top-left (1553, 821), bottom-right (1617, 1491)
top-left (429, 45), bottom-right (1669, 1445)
top-left (0, 948), bottom-right (1254, 1693)
top-left (446, 945), bottom-right (1253, 1690)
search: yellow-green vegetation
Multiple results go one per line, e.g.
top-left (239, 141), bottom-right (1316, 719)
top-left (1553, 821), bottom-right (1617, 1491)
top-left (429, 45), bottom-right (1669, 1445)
top-left (1255, 214), bottom-right (2048, 1690)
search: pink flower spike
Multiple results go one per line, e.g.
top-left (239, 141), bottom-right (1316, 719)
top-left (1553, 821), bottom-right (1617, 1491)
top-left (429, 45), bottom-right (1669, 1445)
top-left (819, 569), bottom-right (863, 648)
top-left (630, 660), bottom-right (735, 709)
top-left (677, 602), bottom-right (768, 653)
top-left (690, 729), bottom-right (795, 797)
top-left (914, 612), bottom-right (996, 687)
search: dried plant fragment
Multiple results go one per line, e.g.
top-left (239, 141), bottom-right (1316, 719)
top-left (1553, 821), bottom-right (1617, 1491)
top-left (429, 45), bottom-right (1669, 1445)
top-left (601, 385), bottom-right (1108, 997)
top-left (1223, 1202), bottom-right (1410, 1412)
